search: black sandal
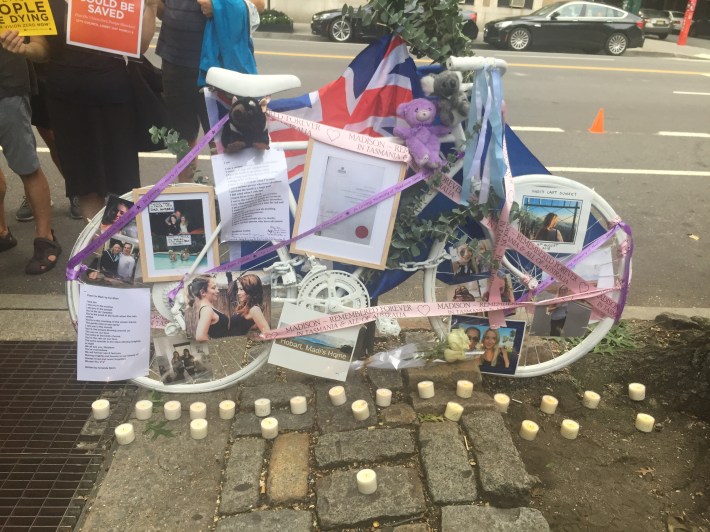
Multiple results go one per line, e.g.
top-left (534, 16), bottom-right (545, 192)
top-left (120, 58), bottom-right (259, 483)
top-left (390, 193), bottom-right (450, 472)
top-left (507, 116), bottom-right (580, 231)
top-left (25, 231), bottom-right (61, 275)
top-left (0, 230), bottom-right (17, 252)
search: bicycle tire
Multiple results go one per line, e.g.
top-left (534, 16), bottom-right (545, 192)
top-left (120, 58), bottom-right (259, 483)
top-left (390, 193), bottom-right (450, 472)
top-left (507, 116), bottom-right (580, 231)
top-left (423, 174), bottom-right (631, 377)
top-left (66, 188), bottom-right (293, 393)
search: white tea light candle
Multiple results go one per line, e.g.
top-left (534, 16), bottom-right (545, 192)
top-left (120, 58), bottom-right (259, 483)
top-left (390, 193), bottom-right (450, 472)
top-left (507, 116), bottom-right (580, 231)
top-left (290, 396), bottom-right (307, 415)
top-left (494, 393), bottom-right (510, 413)
top-left (261, 417), bottom-right (279, 439)
top-left (356, 469), bottom-right (378, 495)
top-left (189, 402), bottom-right (207, 420)
top-left (519, 420), bottom-right (539, 441)
top-left (164, 400), bottom-right (181, 420)
top-left (582, 391), bottom-right (601, 409)
top-left (351, 400), bottom-right (370, 421)
top-left (254, 398), bottom-right (271, 417)
top-left (417, 380), bottom-right (435, 399)
top-left (219, 400), bottom-right (236, 420)
top-left (135, 400), bottom-right (153, 420)
top-left (560, 419), bottom-right (580, 440)
top-left (329, 386), bottom-right (347, 406)
top-left (444, 401), bottom-right (464, 422)
top-left (375, 388), bottom-right (392, 407)
top-left (540, 395), bottom-right (559, 415)
top-left (628, 383), bottom-right (646, 401)
top-left (92, 399), bottom-right (110, 420)
top-left (115, 423), bottom-right (135, 445)
top-left (635, 413), bottom-right (655, 433)
top-left (456, 380), bottom-right (473, 399)
top-left (190, 419), bottom-right (208, 440)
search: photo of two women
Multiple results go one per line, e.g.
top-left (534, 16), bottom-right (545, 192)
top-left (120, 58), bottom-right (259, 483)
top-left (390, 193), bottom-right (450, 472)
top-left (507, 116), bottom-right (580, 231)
top-left (182, 271), bottom-right (271, 342)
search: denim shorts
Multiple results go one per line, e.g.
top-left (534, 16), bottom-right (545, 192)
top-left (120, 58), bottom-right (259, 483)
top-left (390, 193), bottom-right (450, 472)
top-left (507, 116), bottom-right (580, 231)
top-left (0, 95), bottom-right (39, 176)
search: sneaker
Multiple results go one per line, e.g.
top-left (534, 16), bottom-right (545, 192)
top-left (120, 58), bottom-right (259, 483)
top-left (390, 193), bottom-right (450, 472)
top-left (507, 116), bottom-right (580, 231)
top-left (16, 197), bottom-right (34, 222)
top-left (70, 196), bottom-right (82, 219)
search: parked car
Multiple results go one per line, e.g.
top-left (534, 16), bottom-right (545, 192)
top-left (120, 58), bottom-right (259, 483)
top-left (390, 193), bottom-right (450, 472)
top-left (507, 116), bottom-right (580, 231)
top-left (311, 2), bottom-right (478, 43)
top-left (689, 17), bottom-right (710, 39)
top-left (663, 10), bottom-right (686, 33)
top-left (483, 0), bottom-right (645, 55)
top-left (638, 8), bottom-right (672, 40)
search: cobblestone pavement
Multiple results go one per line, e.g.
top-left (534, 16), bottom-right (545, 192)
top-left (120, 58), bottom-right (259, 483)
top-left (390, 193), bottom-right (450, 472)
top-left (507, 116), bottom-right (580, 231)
top-left (78, 358), bottom-right (549, 531)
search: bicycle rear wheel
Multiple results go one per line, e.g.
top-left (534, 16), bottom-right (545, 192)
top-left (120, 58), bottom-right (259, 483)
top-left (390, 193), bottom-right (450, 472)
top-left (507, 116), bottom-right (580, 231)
top-left (66, 187), bottom-right (293, 393)
top-left (423, 174), bottom-right (631, 377)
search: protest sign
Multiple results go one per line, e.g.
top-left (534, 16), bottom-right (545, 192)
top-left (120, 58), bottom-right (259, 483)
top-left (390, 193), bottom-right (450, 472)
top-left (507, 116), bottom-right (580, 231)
top-left (66, 0), bottom-right (143, 57)
top-left (0, 0), bottom-right (56, 36)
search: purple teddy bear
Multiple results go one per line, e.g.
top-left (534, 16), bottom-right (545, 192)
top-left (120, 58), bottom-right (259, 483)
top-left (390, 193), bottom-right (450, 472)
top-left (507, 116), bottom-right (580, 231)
top-left (393, 98), bottom-right (451, 169)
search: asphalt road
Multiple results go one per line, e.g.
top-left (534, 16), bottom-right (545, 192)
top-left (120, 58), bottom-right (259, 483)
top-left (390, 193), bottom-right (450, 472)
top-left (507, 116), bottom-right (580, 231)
top-left (1, 35), bottom-right (709, 310)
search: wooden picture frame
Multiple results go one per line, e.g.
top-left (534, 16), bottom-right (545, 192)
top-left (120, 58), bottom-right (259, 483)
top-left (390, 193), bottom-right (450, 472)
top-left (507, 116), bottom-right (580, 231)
top-left (290, 140), bottom-right (407, 270)
top-left (134, 184), bottom-right (219, 282)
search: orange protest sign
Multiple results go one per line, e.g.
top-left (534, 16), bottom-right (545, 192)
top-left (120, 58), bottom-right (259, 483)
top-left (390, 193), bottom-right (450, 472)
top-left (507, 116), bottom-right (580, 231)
top-left (66, 0), bottom-right (143, 57)
top-left (0, 0), bottom-right (57, 36)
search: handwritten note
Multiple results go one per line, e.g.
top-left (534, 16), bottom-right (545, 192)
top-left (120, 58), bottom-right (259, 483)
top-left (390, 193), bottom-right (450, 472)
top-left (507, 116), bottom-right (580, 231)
top-left (212, 148), bottom-right (290, 242)
top-left (77, 284), bottom-right (150, 381)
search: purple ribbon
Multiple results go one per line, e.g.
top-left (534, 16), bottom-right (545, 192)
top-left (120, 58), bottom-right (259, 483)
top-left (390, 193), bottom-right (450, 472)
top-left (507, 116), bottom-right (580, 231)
top-left (65, 115), bottom-right (231, 282)
top-left (167, 168), bottom-right (434, 300)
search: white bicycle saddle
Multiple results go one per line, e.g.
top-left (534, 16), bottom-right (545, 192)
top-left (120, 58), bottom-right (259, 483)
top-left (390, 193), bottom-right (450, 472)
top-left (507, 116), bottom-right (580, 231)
top-left (205, 67), bottom-right (301, 97)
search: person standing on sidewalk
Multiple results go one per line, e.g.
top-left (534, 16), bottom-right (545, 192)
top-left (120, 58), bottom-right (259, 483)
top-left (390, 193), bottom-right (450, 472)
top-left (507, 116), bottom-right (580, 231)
top-left (156, 0), bottom-right (263, 181)
top-left (0, 43), bottom-right (61, 274)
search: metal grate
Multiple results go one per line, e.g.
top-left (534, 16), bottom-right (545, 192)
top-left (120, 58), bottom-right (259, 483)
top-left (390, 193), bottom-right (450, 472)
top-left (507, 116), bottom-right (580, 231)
top-left (0, 341), bottom-right (133, 531)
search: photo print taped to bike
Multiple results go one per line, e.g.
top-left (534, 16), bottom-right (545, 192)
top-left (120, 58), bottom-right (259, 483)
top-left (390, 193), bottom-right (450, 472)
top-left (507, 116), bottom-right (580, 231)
top-left (134, 185), bottom-right (219, 282)
top-left (268, 303), bottom-right (359, 381)
top-left (530, 246), bottom-right (613, 336)
top-left (451, 315), bottom-right (526, 376)
top-left (291, 140), bottom-right (406, 270)
top-left (153, 335), bottom-right (213, 385)
top-left (180, 271), bottom-right (272, 342)
top-left (513, 179), bottom-right (592, 254)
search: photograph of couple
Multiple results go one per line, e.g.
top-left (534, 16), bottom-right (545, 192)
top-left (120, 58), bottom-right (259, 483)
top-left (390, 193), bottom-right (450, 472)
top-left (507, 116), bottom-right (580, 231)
top-left (182, 272), bottom-right (271, 342)
top-left (451, 315), bottom-right (526, 376)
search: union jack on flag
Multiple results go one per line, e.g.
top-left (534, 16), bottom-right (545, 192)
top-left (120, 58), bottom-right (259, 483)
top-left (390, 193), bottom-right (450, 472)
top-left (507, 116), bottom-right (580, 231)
top-left (267, 34), bottom-right (422, 184)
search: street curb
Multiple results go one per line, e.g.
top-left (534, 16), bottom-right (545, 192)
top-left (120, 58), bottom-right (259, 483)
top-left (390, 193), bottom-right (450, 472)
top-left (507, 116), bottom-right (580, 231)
top-left (2, 295), bottom-right (709, 342)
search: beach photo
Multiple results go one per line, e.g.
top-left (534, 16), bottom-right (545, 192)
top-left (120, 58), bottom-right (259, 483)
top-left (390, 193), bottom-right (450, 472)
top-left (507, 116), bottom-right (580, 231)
top-left (134, 185), bottom-right (219, 282)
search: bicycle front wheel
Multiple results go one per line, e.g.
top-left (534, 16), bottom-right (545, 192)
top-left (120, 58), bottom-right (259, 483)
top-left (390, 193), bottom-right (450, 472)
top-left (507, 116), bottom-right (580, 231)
top-left (423, 174), bottom-right (631, 377)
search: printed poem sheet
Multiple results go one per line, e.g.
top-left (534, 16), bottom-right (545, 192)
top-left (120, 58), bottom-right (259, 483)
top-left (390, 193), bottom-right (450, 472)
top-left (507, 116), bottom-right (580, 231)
top-left (77, 284), bottom-right (151, 381)
top-left (212, 149), bottom-right (290, 242)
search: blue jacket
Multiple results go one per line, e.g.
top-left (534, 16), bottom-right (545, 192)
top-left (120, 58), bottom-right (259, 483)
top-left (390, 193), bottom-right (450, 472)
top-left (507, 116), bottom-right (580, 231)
top-left (198, 0), bottom-right (257, 86)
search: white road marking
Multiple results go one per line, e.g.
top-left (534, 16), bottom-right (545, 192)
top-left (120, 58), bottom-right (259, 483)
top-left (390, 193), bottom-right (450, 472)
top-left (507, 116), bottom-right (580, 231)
top-left (548, 167), bottom-right (710, 177)
top-left (657, 131), bottom-right (710, 138)
top-left (511, 126), bottom-right (564, 132)
top-left (672, 91), bottom-right (710, 96)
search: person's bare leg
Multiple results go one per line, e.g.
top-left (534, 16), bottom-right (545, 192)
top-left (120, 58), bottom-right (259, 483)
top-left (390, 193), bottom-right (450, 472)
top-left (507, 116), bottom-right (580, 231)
top-left (79, 192), bottom-right (105, 221)
top-left (21, 167), bottom-right (52, 240)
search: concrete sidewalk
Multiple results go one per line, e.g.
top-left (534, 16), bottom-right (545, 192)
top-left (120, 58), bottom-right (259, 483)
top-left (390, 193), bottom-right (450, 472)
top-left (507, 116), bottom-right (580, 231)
top-left (257, 22), bottom-right (710, 61)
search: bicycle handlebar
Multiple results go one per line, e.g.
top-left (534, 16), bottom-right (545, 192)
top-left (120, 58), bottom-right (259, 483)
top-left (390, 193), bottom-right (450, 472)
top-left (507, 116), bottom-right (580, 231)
top-left (446, 56), bottom-right (508, 75)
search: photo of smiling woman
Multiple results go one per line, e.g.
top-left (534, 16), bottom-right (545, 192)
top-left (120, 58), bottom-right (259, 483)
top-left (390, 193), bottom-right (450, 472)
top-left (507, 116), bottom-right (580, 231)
top-left (188, 276), bottom-right (230, 342)
top-left (227, 273), bottom-right (270, 336)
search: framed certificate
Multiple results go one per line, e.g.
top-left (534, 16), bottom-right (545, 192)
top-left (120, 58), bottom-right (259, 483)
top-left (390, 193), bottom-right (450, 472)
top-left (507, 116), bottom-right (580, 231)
top-left (291, 140), bottom-right (407, 270)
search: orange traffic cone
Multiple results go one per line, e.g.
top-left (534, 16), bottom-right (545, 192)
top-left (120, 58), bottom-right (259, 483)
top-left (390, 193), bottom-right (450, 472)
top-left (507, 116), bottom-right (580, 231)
top-left (588, 108), bottom-right (606, 134)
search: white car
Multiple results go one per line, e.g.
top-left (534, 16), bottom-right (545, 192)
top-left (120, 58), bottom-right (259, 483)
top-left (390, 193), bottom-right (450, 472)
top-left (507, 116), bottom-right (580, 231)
top-left (664, 10), bottom-right (686, 33)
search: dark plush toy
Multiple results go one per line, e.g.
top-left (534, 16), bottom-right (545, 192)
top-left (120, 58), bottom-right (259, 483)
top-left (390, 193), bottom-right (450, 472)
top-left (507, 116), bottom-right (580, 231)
top-left (393, 99), bottom-right (451, 169)
top-left (222, 96), bottom-right (270, 152)
top-left (432, 71), bottom-right (470, 127)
